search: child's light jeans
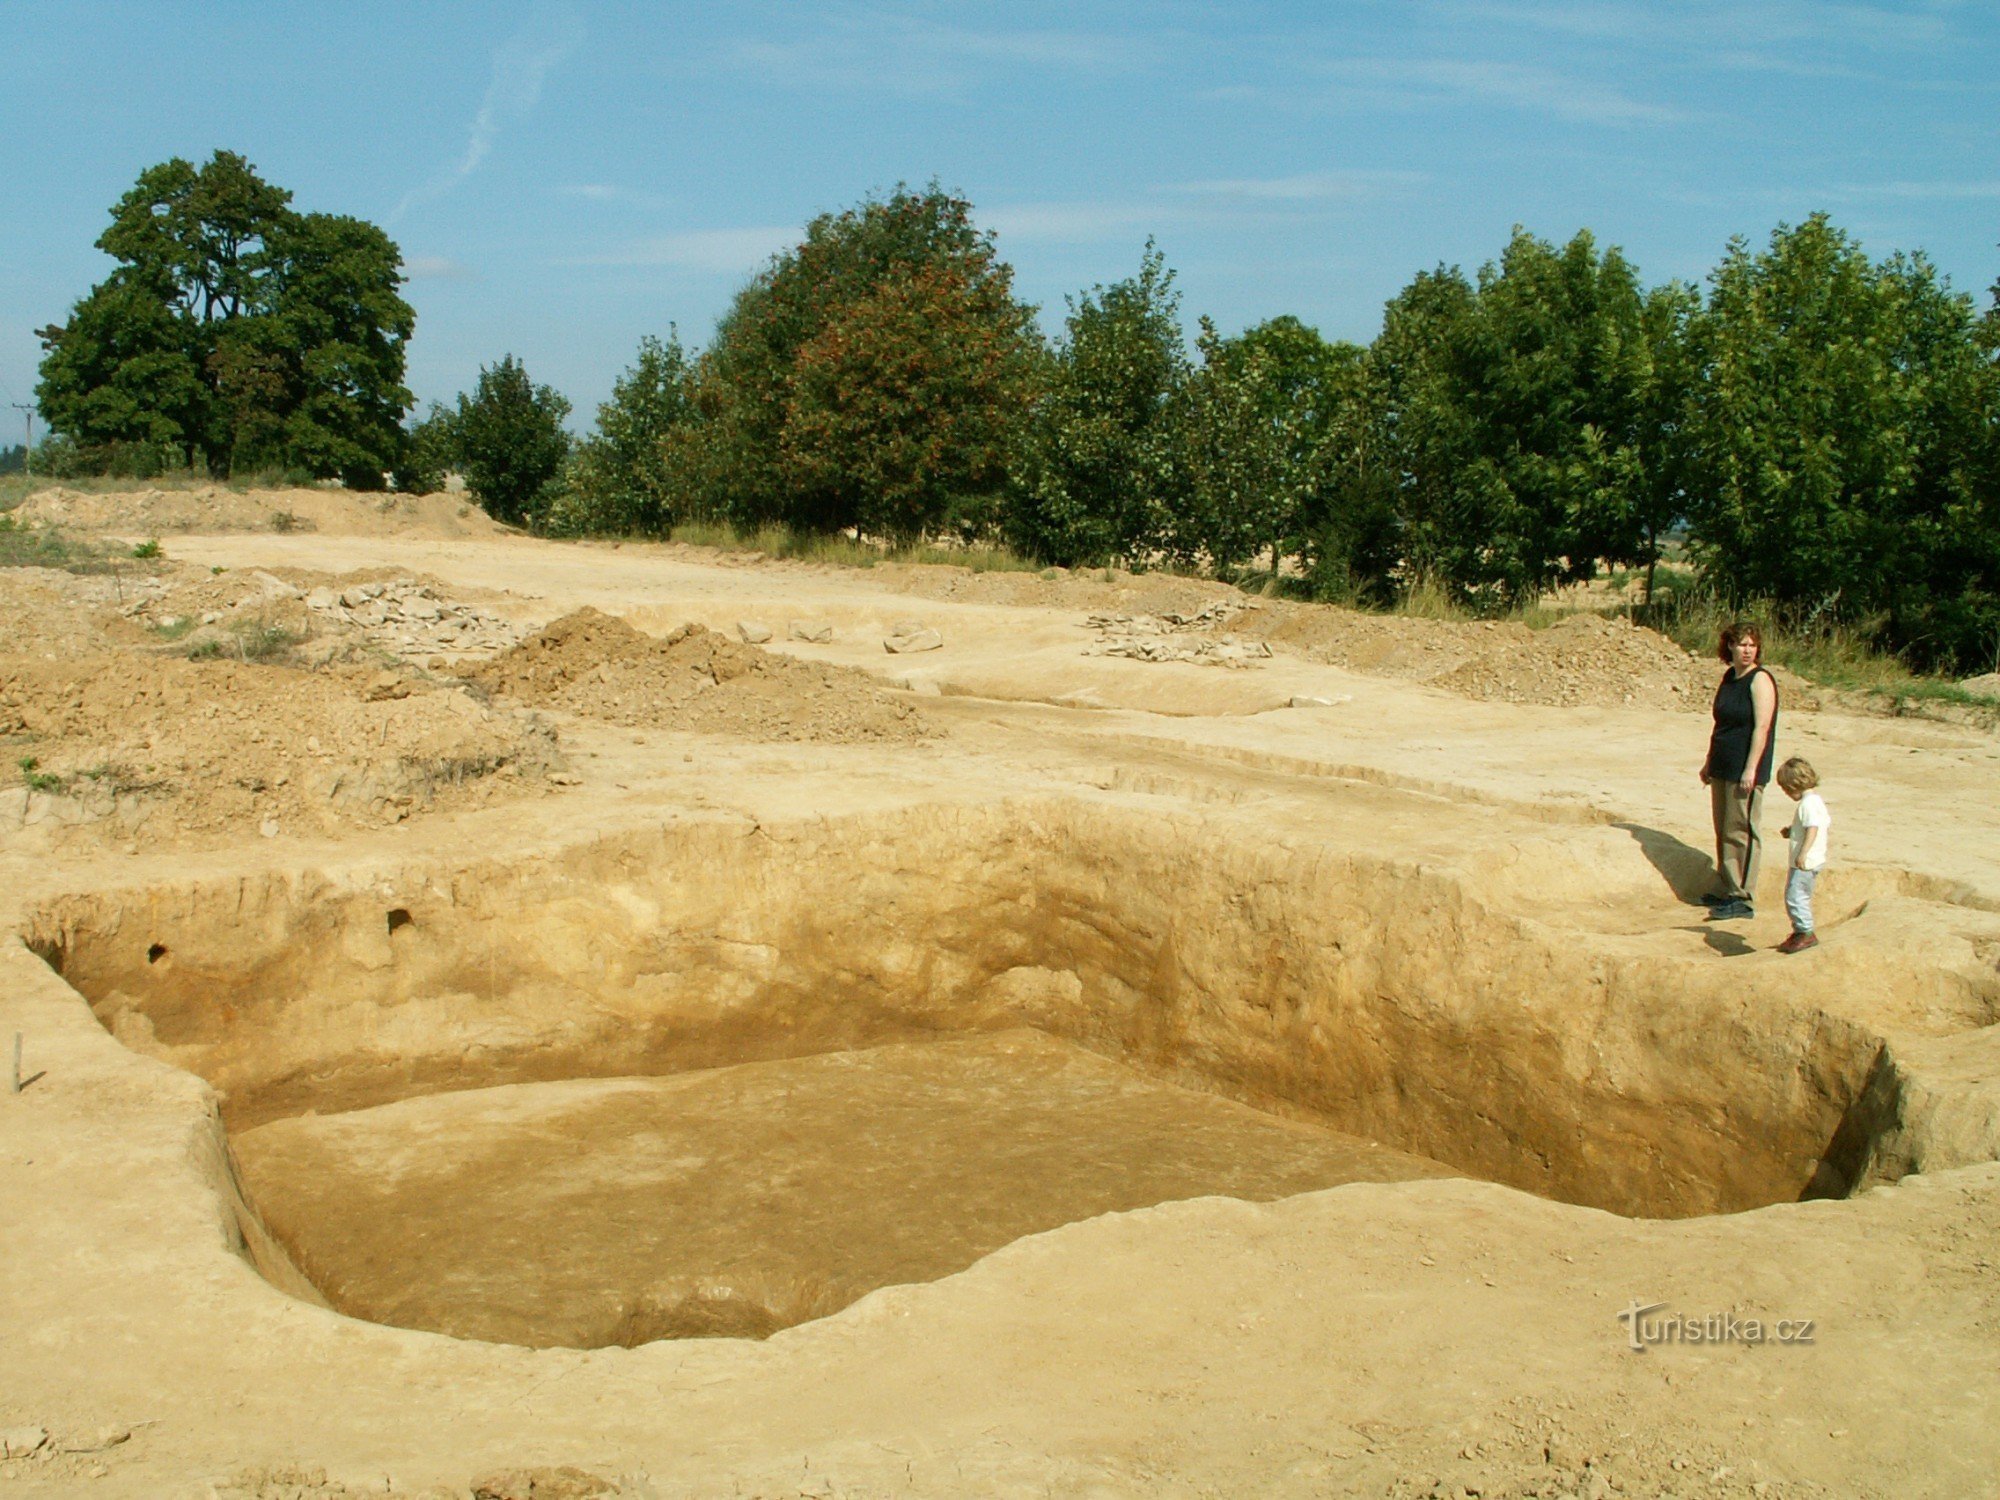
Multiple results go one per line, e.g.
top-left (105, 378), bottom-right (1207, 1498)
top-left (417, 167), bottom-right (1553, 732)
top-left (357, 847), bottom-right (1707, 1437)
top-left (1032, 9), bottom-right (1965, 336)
top-left (1785, 867), bottom-right (1818, 934)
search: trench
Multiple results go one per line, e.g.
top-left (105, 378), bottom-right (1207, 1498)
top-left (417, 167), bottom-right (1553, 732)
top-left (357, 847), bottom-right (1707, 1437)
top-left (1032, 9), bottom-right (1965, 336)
top-left (23, 799), bottom-right (1897, 1348)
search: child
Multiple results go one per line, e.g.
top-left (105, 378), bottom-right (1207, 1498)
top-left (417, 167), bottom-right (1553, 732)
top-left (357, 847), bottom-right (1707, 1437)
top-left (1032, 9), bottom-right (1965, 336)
top-left (1774, 757), bottom-right (1830, 953)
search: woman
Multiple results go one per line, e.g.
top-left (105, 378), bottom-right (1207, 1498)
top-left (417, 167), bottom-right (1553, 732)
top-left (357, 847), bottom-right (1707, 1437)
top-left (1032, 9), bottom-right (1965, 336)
top-left (1698, 621), bottom-right (1779, 921)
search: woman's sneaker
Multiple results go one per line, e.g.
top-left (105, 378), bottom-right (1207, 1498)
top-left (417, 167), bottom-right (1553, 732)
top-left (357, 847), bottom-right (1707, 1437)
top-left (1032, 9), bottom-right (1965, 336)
top-left (1706, 900), bottom-right (1754, 921)
top-left (1776, 931), bottom-right (1819, 954)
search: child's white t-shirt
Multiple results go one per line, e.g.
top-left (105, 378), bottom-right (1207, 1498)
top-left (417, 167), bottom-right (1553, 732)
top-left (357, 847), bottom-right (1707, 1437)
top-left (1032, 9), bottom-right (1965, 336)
top-left (1789, 791), bottom-right (1831, 871)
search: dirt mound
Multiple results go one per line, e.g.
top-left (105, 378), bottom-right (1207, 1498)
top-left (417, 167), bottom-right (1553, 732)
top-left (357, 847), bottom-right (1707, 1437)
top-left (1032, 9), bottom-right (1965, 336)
top-left (1429, 612), bottom-right (1718, 710)
top-left (12, 483), bottom-right (505, 539)
top-left (0, 653), bottom-right (561, 845)
top-left (467, 609), bottom-right (933, 743)
top-left (1236, 602), bottom-right (1729, 711)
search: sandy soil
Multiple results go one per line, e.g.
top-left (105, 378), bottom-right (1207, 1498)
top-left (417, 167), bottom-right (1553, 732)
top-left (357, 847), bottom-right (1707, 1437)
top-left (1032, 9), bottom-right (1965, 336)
top-left (2, 504), bottom-right (1998, 1499)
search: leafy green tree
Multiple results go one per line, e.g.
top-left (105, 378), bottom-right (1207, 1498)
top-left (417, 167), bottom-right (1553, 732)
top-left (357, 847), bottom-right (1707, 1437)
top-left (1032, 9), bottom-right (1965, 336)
top-left (35, 151), bottom-right (414, 484)
top-left (1171, 315), bottom-right (1364, 579)
top-left (783, 261), bottom-right (1036, 542)
top-left (452, 356), bottom-right (571, 527)
top-left (1359, 230), bottom-right (1666, 608)
top-left (392, 404), bottom-right (458, 494)
top-left (687, 184), bottom-right (1040, 538)
top-left (1682, 214), bottom-right (1996, 667)
top-left (1006, 241), bottom-right (1188, 566)
top-left (551, 333), bottom-right (699, 535)
top-left (1357, 263), bottom-right (1480, 596)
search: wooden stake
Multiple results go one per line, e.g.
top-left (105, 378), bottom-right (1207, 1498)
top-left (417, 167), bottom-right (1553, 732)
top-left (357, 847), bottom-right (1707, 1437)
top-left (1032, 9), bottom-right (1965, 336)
top-left (9, 1032), bottom-right (19, 1095)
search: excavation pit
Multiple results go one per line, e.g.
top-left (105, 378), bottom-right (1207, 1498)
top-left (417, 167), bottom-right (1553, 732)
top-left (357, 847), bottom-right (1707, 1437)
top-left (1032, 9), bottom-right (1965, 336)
top-left (24, 801), bottom-right (1892, 1348)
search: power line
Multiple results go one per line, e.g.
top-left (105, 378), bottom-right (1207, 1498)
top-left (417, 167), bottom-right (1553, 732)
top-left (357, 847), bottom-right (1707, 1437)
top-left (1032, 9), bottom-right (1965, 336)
top-left (9, 404), bottom-right (34, 474)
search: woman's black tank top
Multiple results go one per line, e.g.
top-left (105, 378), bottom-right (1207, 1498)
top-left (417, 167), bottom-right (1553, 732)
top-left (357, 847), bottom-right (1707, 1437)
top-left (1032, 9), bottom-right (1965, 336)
top-left (1708, 667), bottom-right (1778, 785)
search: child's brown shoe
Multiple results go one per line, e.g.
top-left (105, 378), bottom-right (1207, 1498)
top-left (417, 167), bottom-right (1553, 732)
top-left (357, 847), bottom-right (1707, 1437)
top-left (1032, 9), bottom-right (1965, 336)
top-left (1776, 931), bottom-right (1819, 954)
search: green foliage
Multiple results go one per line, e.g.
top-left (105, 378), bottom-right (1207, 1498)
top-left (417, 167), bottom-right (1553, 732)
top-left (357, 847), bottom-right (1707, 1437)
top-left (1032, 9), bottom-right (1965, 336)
top-left (546, 333), bottom-right (697, 536)
top-left (130, 538), bottom-right (161, 559)
top-left (1358, 230), bottom-right (1667, 609)
top-left (0, 517), bottom-right (113, 573)
top-left (686, 183), bottom-right (1040, 541)
top-left (1006, 241), bottom-right (1187, 566)
top-left (451, 356), bottom-right (571, 526)
top-left (392, 404), bottom-right (457, 495)
top-left (1171, 315), bottom-right (1365, 582)
top-left (1683, 214), bottom-right (1997, 672)
top-left (35, 151), bottom-right (415, 485)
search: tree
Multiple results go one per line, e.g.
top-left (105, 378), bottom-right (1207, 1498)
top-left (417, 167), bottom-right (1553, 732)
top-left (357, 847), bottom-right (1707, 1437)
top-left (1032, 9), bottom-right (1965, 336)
top-left (452, 357), bottom-right (571, 527)
top-left (550, 333), bottom-right (698, 536)
top-left (783, 260), bottom-right (1035, 542)
top-left (1359, 230), bottom-right (1665, 608)
top-left (35, 151), bottom-right (414, 483)
top-left (1170, 315), bottom-right (1363, 579)
top-left (1681, 214), bottom-right (1996, 667)
top-left (686, 184), bottom-right (1040, 539)
top-left (392, 404), bottom-right (458, 495)
top-left (1006, 241), bottom-right (1188, 566)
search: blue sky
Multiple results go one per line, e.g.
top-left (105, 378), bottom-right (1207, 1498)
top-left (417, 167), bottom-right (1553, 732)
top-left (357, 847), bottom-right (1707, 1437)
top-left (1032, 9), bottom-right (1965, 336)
top-left (2, 0), bottom-right (1995, 437)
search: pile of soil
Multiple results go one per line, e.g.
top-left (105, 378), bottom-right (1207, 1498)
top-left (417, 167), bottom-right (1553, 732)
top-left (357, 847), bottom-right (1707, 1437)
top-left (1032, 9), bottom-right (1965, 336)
top-left (466, 609), bottom-right (933, 743)
top-left (12, 484), bottom-right (503, 538)
top-left (1429, 612), bottom-right (1720, 710)
top-left (0, 653), bottom-right (561, 845)
top-left (1239, 602), bottom-right (1735, 712)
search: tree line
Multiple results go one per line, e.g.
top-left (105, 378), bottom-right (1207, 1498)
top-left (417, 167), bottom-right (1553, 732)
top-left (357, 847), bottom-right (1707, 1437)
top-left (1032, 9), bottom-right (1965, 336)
top-left (34, 160), bottom-right (2000, 673)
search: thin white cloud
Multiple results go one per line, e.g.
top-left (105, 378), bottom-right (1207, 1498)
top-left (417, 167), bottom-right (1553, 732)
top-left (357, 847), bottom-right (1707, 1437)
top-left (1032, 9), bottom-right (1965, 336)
top-left (725, 13), bottom-right (1150, 97)
top-left (1171, 170), bottom-right (1427, 201)
top-left (576, 227), bottom-right (798, 274)
top-left (1433, 0), bottom-right (1950, 70)
top-left (404, 256), bottom-right (475, 281)
top-left (981, 201), bottom-right (1176, 244)
top-left (1835, 180), bottom-right (2000, 200)
top-left (1319, 57), bottom-right (1689, 126)
top-left (393, 7), bottom-right (582, 223)
top-left (557, 182), bottom-right (671, 210)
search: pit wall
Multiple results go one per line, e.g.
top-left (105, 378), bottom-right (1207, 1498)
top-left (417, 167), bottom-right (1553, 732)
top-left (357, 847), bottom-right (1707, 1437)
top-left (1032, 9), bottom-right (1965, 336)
top-left (24, 798), bottom-right (1902, 1219)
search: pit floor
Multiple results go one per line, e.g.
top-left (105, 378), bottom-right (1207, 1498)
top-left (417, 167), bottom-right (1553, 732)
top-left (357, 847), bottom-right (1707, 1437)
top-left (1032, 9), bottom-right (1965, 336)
top-left (233, 1029), bottom-right (1455, 1346)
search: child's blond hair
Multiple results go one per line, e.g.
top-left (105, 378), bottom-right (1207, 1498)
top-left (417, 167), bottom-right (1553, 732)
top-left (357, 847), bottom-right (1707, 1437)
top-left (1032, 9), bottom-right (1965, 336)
top-left (1776, 756), bottom-right (1819, 793)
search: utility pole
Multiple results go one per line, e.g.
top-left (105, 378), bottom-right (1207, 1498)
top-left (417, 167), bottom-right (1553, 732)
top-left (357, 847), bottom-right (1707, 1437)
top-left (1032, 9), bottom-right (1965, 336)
top-left (8, 405), bottom-right (31, 475)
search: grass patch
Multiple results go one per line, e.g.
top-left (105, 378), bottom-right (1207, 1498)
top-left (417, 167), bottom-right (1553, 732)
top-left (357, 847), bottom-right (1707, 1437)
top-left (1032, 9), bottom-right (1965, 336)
top-left (184, 616), bottom-right (308, 665)
top-left (1635, 580), bottom-right (1996, 708)
top-left (0, 515), bottom-right (123, 574)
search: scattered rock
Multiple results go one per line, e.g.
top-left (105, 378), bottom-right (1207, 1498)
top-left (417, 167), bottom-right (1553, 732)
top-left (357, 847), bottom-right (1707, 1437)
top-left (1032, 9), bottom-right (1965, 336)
top-left (884, 626), bottom-right (943, 654)
top-left (471, 1466), bottom-right (622, 1500)
top-left (788, 622), bottom-right (834, 643)
top-left (1289, 694), bottom-right (1351, 708)
top-left (1961, 672), bottom-right (2000, 699)
top-left (57, 1426), bottom-right (130, 1454)
top-left (363, 670), bottom-right (411, 702)
top-left (0, 1427), bottom-right (47, 1459)
top-left (736, 621), bottom-right (773, 644)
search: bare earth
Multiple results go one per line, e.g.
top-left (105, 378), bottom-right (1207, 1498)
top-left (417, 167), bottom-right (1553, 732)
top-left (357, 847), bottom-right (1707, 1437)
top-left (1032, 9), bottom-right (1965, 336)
top-left (2, 490), bottom-right (1999, 1500)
